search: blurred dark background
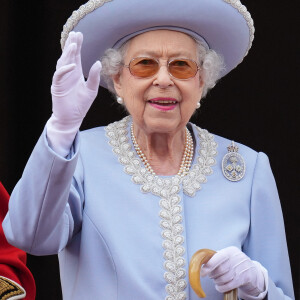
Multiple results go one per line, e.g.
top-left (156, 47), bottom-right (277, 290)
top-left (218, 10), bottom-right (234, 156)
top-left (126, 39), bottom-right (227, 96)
top-left (0, 1), bottom-right (299, 299)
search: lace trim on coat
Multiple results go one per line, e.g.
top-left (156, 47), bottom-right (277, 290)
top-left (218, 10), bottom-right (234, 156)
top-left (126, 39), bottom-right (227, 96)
top-left (105, 116), bottom-right (217, 300)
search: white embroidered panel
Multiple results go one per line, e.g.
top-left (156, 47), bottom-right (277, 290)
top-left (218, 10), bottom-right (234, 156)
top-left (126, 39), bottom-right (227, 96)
top-left (105, 116), bottom-right (217, 300)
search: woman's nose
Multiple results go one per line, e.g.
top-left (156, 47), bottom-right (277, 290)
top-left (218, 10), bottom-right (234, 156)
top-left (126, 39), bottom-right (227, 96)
top-left (153, 65), bottom-right (174, 88)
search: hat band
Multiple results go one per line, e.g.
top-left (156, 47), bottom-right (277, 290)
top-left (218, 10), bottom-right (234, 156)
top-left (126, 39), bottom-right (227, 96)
top-left (112, 26), bottom-right (210, 50)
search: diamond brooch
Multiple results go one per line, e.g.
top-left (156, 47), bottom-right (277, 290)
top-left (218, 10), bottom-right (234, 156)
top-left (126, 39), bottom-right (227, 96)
top-left (222, 141), bottom-right (246, 182)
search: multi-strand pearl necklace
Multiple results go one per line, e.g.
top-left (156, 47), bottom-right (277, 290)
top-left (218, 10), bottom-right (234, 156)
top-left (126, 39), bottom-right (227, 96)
top-left (130, 124), bottom-right (194, 177)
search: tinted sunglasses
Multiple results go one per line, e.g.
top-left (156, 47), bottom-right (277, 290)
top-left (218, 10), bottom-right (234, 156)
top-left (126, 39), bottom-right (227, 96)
top-left (123, 57), bottom-right (200, 80)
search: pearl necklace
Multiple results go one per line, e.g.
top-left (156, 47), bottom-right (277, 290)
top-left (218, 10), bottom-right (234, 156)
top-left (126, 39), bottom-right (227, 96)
top-left (130, 124), bottom-right (194, 177)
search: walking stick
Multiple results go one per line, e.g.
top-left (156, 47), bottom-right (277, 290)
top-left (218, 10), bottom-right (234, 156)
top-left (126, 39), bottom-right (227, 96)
top-left (189, 249), bottom-right (237, 300)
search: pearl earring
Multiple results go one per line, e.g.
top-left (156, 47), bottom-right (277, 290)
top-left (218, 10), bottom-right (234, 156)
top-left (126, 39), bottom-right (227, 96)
top-left (196, 102), bottom-right (201, 109)
top-left (117, 96), bottom-right (124, 104)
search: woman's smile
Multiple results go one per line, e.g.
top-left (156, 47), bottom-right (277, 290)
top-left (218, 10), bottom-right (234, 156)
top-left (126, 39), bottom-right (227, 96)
top-left (147, 97), bottom-right (178, 111)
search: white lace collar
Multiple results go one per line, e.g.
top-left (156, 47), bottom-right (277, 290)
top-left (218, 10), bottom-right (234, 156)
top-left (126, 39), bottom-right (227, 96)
top-left (105, 116), bottom-right (217, 197)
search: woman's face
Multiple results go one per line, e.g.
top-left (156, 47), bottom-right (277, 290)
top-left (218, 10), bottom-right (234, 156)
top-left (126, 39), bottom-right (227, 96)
top-left (113, 30), bottom-right (204, 135)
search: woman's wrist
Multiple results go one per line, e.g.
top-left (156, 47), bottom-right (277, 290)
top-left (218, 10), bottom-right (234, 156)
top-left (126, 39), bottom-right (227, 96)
top-left (238, 261), bottom-right (268, 300)
top-left (46, 115), bottom-right (80, 157)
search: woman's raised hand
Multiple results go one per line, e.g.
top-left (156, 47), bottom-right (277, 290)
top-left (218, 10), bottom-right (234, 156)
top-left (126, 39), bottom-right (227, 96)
top-left (46, 32), bottom-right (102, 156)
top-left (51, 31), bottom-right (101, 122)
top-left (201, 246), bottom-right (268, 300)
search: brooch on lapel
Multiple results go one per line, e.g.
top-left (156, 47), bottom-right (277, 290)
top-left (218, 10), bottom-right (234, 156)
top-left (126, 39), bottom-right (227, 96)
top-left (222, 141), bottom-right (246, 182)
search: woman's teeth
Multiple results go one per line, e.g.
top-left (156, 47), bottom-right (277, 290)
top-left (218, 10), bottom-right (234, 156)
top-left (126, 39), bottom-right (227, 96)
top-left (149, 100), bottom-right (177, 104)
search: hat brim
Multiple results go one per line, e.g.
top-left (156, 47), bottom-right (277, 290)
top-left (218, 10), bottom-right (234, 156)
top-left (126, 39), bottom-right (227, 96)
top-left (61, 0), bottom-right (254, 88)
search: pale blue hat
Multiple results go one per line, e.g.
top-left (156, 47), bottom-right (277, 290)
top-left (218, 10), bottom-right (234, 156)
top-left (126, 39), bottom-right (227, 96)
top-left (61, 0), bottom-right (254, 87)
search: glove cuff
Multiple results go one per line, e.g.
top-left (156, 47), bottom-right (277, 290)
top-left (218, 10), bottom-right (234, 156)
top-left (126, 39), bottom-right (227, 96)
top-left (46, 115), bottom-right (80, 157)
top-left (238, 261), bottom-right (268, 300)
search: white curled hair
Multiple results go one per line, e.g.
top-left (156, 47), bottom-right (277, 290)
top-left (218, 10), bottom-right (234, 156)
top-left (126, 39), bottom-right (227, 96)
top-left (101, 37), bottom-right (225, 98)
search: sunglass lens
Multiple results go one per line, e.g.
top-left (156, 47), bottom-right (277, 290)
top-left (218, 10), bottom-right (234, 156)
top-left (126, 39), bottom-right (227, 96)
top-left (169, 59), bottom-right (198, 79)
top-left (129, 58), bottom-right (159, 78)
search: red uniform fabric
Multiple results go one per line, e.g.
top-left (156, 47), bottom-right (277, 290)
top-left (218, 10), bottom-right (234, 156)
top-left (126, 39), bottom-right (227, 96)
top-left (0, 182), bottom-right (36, 299)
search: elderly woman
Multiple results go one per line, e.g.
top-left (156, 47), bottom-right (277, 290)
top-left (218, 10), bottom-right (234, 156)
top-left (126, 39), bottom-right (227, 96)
top-left (3, 0), bottom-right (294, 299)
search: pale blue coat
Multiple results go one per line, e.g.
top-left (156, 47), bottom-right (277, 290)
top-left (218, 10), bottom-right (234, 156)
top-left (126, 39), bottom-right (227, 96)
top-left (3, 117), bottom-right (294, 299)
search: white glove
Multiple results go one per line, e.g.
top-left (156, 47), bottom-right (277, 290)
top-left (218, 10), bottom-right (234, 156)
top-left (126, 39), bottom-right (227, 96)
top-left (201, 246), bottom-right (268, 300)
top-left (46, 31), bottom-right (101, 156)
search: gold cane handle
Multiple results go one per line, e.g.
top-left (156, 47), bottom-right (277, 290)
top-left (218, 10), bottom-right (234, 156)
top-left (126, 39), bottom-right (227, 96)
top-left (189, 249), bottom-right (237, 300)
